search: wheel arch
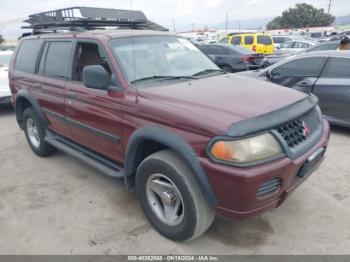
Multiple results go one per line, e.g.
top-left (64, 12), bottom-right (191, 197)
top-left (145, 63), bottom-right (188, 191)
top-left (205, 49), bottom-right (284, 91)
top-left (15, 89), bottom-right (48, 130)
top-left (124, 126), bottom-right (217, 206)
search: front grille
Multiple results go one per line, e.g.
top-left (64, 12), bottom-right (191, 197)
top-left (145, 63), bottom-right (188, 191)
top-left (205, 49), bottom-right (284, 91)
top-left (256, 178), bottom-right (281, 198)
top-left (277, 108), bottom-right (320, 149)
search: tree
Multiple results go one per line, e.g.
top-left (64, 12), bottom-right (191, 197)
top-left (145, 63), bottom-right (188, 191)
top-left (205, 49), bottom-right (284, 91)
top-left (0, 34), bottom-right (4, 45)
top-left (267, 3), bottom-right (335, 30)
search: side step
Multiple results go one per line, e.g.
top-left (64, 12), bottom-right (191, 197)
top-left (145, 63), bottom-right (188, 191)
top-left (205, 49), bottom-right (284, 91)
top-left (44, 130), bottom-right (124, 178)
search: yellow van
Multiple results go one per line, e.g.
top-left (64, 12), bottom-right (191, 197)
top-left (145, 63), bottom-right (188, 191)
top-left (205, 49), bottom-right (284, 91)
top-left (220, 33), bottom-right (274, 54)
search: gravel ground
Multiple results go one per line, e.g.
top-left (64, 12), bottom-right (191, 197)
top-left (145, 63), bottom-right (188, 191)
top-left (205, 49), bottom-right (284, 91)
top-left (0, 105), bottom-right (349, 255)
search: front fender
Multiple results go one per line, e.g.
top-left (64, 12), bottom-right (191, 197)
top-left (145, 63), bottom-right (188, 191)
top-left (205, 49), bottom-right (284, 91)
top-left (124, 126), bottom-right (217, 206)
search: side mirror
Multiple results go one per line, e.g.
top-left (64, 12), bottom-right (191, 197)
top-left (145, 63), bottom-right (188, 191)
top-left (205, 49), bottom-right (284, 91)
top-left (83, 65), bottom-right (111, 90)
top-left (208, 55), bottom-right (216, 62)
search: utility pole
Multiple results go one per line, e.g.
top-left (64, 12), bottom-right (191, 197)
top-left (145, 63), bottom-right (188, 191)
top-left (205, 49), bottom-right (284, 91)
top-left (328, 0), bottom-right (332, 14)
top-left (225, 13), bottom-right (228, 32)
top-left (192, 23), bottom-right (195, 32)
top-left (172, 18), bottom-right (176, 33)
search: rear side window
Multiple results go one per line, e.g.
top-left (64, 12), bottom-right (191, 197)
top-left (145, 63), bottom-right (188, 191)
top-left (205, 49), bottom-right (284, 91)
top-left (15, 39), bottom-right (43, 73)
top-left (307, 43), bottom-right (339, 52)
top-left (272, 57), bottom-right (326, 77)
top-left (322, 58), bottom-right (350, 78)
top-left (206, 46), bottom-right (227, 55)
top-left (244, 36), bottom-right (254, 45)
top-left (40, 41), bottom-right (72, 78)
top-left (257, 35), bottom-right (272, 45)
top-left (294, 42), bottom-right (311, 48)
top-left (231, 36), bottom-right (241, 45)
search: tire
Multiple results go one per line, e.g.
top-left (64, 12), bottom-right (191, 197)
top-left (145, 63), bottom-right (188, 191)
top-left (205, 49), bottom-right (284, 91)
top-left (136, 150), bottom-right (215, 241)
top-left (220, 65), bottom-right (233, 73)
top-left (23, 107), bottom-right (56, 157)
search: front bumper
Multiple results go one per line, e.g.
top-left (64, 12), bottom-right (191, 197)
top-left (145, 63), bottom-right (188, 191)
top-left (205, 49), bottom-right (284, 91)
top-left (201, 119), bottom-right (330, 220)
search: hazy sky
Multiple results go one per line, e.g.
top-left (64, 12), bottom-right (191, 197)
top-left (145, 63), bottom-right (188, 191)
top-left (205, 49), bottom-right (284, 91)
top-left (0, 0), bottom-right (349, 31)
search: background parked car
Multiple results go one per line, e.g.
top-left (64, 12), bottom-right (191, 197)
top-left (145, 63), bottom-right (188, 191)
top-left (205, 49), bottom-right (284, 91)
top-left (276, 40), bottom-right (317, 55)
top-left (237, 51), bottom-right (350, 128)
top-left (198, 44), bottom-right (268, 72)
top-left (0, 45), bottom-right (16, 52)
top-left (220, 33), bottom-right (274, 54)
top-left (300, 40), bottom-right (340, 54)
top-left (0, 51), bottom-right (13, 106)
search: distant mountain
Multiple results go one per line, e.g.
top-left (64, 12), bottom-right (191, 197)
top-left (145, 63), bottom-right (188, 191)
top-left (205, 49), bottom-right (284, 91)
top-left (213, 17), bottom-right (273, 30)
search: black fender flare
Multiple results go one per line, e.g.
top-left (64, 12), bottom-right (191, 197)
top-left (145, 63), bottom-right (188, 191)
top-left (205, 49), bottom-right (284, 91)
top-left (15, 89), bottom-right (48, 130)
top-left (124, 126), bottom-right (217, 206)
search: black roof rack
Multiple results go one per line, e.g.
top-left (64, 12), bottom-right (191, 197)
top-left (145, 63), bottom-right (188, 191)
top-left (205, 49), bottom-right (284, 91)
top-left (22, 7), bottom-right (169, 34)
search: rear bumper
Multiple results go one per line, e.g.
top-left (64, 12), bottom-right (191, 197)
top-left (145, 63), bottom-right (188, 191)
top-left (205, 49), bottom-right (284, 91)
top-left (0, 95), bottom-right (12, 105)
top-left (201, 119), bottom-right (330, 220)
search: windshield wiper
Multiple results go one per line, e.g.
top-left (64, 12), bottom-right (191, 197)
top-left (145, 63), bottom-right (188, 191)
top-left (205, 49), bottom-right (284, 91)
top-left (130, 75), bottom-right (196, 84)
top-left (192, 69), bottom-right (226, 77)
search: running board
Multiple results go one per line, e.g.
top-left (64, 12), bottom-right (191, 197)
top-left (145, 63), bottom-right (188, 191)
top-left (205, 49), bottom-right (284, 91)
top-left (44, 130), bottom-right (124, 178)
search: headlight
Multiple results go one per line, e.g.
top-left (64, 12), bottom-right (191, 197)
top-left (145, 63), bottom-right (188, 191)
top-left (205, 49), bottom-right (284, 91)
top-left (209, 133), bottom-right (282, 164)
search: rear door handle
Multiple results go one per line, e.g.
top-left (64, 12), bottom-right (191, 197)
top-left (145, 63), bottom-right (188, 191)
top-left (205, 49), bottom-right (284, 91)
top-left (66, 91), bottom-right (77, 99)
top-left (33, 83), bottom-right (42, 90)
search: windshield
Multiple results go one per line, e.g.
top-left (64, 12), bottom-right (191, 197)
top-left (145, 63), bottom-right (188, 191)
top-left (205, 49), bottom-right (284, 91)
top-left (111, 36), bottom-right (219, 86)
top-left (0, 54), bottom-right (12, 67)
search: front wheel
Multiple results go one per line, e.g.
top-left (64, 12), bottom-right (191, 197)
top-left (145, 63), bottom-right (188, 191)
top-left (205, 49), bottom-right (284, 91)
top-left (136, 150), bottom-right (215, 241)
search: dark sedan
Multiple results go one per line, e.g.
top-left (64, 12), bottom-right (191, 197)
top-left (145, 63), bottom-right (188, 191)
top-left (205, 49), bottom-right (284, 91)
top-left (198, 44), bottom-right (267, 73)
top-left (237, 51), bottom-right (350, 128)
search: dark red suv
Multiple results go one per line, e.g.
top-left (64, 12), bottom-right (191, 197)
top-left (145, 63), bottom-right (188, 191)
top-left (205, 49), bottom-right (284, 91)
top-left (9, 9), bottom-right (330, 241)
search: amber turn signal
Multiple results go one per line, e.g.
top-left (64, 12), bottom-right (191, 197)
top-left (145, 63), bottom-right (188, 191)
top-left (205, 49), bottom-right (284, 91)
top-left (210, 141), bottom-right (235, 161)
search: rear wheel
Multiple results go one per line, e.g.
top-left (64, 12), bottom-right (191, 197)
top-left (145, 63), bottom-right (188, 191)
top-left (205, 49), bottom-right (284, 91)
top-left (136, 150), bottom-right (215, 241)
top-left (220, 65), bottom-right (233, 73)
top-left (23, 108), bottom-right (56, 157)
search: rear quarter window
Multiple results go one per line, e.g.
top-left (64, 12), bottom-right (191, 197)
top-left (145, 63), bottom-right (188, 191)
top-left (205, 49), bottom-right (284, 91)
top-left (257, 35), bottom-right (273, 45)
top-left (15, 39), bottom-right (43, 73)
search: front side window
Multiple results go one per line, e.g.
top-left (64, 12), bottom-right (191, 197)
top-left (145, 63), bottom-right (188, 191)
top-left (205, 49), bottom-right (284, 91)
top-left (271, 57), bottom-right (326, 77)
top-left (15, 39), bottom-right (43, 73)
top-left (40, 41), bottom-right (72, 78)
top-left (111, 36), bottom-right (218, 86)
top-left (220, 37), bottom-right (229, 44)
top-left (322, 58), bottom-right (350, 78)
top-left (231, 36), bottom-right (241, 45)
top-left (72, 42), bottom-right (112, 84)
top-left (244, 36), bottom-right (254, 45)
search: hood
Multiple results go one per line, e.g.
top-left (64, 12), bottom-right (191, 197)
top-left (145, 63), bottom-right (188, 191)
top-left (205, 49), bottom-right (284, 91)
top-left (138, 74), bottom-right (307, 133)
